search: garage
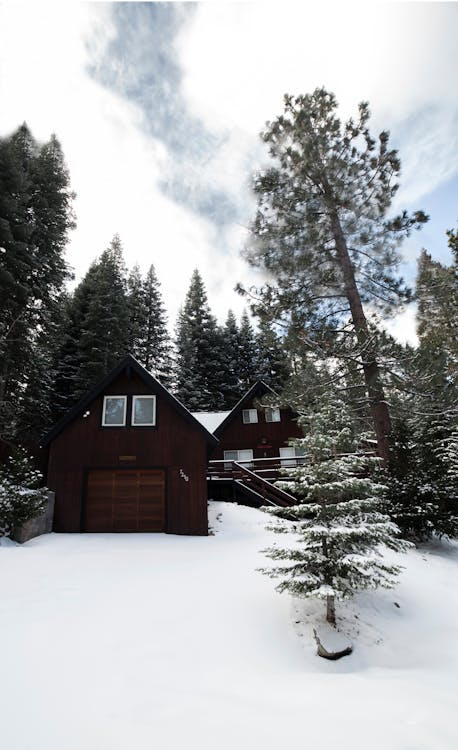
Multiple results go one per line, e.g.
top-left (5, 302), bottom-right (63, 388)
top-left (85, 469), bottom-right (166, 532)
top-left (45, 355), bottom-right (216, 535)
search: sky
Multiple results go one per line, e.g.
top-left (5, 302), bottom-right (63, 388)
top-left (0, 1), bottom-right (457, 342)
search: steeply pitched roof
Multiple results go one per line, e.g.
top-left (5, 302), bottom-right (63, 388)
top-left (212, 381), bottom-right (278, 438)
top-left (42, 354), bottom-right (218, 447)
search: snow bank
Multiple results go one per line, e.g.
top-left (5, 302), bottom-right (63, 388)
top-left (0, 501), bottom-right (457, 750)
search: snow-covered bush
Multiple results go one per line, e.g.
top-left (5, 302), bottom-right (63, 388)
top-left (0, 448), bottom-right (48, 537)
top-left (259, 398), bottom-right (410, 624)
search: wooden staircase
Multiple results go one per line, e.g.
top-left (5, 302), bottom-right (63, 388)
top-left (209, 460), bottom-right (297, 508)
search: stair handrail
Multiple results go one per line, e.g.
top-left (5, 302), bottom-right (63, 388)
top-left (232, 461), bottom-right (297, 507)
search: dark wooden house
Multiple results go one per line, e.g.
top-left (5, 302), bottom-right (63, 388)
top-left (195, 381), bottom-right (303, 465)
top-left (43, 355), bottom-right (217, 535)
top-left (193, 381), bottom-right (303, 506)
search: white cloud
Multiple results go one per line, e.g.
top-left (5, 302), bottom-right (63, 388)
top-left (0, 2), bottom-right (258, 327)
top-left (177, 2), bottom-right (458, 213)
top-left (1, 1), bottom-right (456, 339)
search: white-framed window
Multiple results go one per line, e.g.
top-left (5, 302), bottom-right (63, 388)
top-left (224, 449), bottom-right (254, 470)
top-left (132, 395), bottom-right (156, 426)
top-left (242, 408), bottom-right (258, 424)
top-left (279, 446), bottom-right (305, 467)
top-left (102, 395), bottom-right (127, 427)
top-left (265, 407), bottom-right (281, 423)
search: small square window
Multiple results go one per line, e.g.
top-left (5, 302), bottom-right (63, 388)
top-left (242, 409), bottom-right (258, 424)
top-left (265, 407), bottom-right (281, 423)
top-left (132, 396), bottom-right (156, 426)
top-left (102, 396), bottom-right (127, 426)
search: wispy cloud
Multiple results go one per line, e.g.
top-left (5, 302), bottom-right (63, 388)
top-left (0, 2), bottom-right (258, 326)
top-left (1, 1), bottom-right (457, 343)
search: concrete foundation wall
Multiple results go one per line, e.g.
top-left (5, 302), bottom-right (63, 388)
top-left (12, 491), bottom-right (55, 543)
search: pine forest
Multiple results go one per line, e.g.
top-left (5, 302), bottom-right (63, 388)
top-left (1, 92), bottom-right (457, 620)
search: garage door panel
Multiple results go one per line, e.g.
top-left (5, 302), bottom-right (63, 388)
top-left (85, 469), bottom-right (165, 532)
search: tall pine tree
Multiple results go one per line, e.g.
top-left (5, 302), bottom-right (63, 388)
top-left (134, 264), bottom-right (171, 386)
top-left (241, 88), bottom-right (427, 461)
top-left (174, 270), bottom-right (225, 410)
top-left (52, 235), bottom-right (130, 409)
top-left (386, 230), bottom-right (458, 540)
top-left (219, 310), bottom-right (243, 408)
top-left (255, 319), bottom-right (291, 390)
top-left (238, 310), bottom-right (259, 392)
top-left (0, 124), bottom-right (74, 443)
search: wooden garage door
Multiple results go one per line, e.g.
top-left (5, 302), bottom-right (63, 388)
top-left (85, 470), bottom-right (165, 532)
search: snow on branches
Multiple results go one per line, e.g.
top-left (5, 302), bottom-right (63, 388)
top-left (0, 448), bottom-right (48, 537)
top-left (259, 398), bottom-right (410, 624)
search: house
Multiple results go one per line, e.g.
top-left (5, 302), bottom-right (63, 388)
top-left (192, 381), bottom-right (304, 505)
top-left (43, 355), bottom-right (217, 535)
top-left (193, 380), bottom-right (303, 466)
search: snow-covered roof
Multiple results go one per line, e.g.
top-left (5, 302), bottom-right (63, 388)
top-left (191, 411), bottom-right (231, 433)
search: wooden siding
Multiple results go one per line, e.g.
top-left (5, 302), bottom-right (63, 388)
top-left (47, 371), bottom-right (209, 535)
top-left (210, 399), bottom-right (303, 462)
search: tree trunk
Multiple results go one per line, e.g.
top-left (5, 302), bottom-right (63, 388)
top-left (326, 595), bottom-right (336, 625)
top-left (329, 211), bottom-right (391, 463)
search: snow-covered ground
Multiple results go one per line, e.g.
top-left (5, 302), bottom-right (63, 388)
top-left (1, 501), bottom-right (458, 750)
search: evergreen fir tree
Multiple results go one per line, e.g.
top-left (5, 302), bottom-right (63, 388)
top-left (238, 310), bottom-right (259, 392)
top-left (416, 240), bottom-right (458, 379)
top-left (260, 397), bottom-right (409, 624)
top-left (388, 409), bottom-right (458, 541)
top-left (385, 233), bottom-right (458, 540)
top-left (219, 310), bottom-right (243, 408)
top-left (138, 264), bottom-right (172, 386)
top-left (0, 125), bottom-right (74, 444)
top-left (52, 235), bottom-right (130, 406)
top-left (256, 319), bottom-right (291, 390)
top-left (127, 263), bottom-right (147, 357)
top-left (174, 270), bottom-right (225, 410)
top-left (51, 290), bottom-right (88, 420)
top-left (77, 235), bottom-right (129, 393)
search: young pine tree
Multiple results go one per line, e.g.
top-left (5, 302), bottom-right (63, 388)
top-left (260, 397), bottom-right (409, 625)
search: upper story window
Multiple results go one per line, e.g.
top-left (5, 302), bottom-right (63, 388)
top-left (132, 395), bottom-right (156, 426)
top-left (265, 407), bottom-right (281, 423)
top-left (242, 408), bottom-right (258, 424)
top-left (102, 396), bottom-right (127, 426)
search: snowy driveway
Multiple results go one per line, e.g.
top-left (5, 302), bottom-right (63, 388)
top-left (1, 502), bottom-right (457, 750)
